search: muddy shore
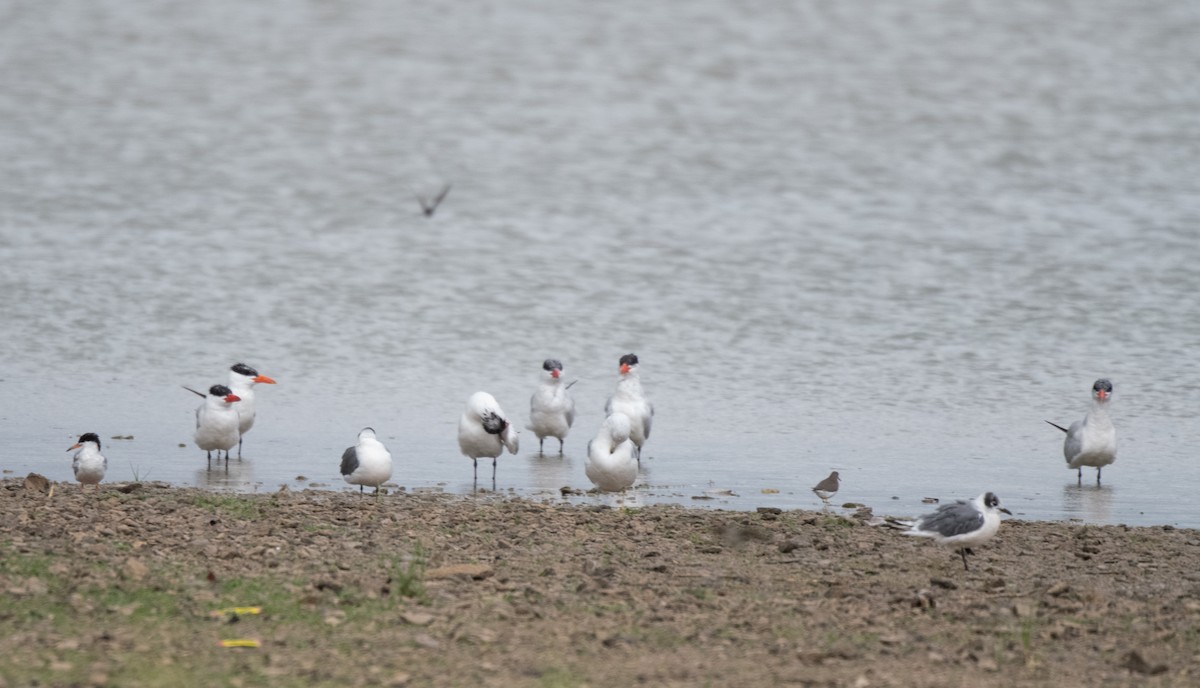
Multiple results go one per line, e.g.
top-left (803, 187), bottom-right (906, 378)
top-left (1, 476), bottom-right (1197, 687)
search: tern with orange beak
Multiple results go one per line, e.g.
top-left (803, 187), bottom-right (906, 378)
top-left (67, 432), bottom-right (106, 488)
top-left (1046, 379), bottom-right (1116, 484)
top-left (193, 384), bottom-right (242, 463)
top-left (227, 363), bottom-right (277, 457)
top-left (528, 358), bottom-right (576, 455)
top-left (604, 353), bottom-right (653, 462)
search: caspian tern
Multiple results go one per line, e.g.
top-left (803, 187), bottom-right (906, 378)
top-left (812, 471), bottom-right (840, 504)
top-left (193, 384), bottom-right (242, 463)
top-left (1046, 379), bottom-right (1116, 484)
top-left (227, 363), bottom-right (277, 458)
top-left (585, 412), bottom-right (637, 492)
top-left (458, 391), bottom-right (519, 486)
top-left (340, 427), bottom-right (393, 495)
top-left (67, 432), bottom-right (106, 488)
top-left (527, 358), bottom-right (576, 455)
top-left (890, 492), bottom-right (1012, 571)
top-left (604, 353), bottom-right (654, 462)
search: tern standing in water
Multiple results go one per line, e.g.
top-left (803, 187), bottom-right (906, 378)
top-left (585, 412), bottom-right (638, 492)
top-left (604, 353), bottom-right (654, 463)
top-left (458, 391), bottom-right (519, 487)
top-left (528, 358), bottom-right (575, 455)
top-left (1046, 378), bottom-right (1116, 484)
top-left (193, 384), bottom-right (242, 464)
top-left (227, 363), bottom-right (277, 458)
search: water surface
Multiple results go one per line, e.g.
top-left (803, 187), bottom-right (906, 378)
top-left (2, 1), bottom-right (1198, 526)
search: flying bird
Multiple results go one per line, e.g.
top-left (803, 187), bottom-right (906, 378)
top-left (340, 427), bottom-right (393, 495)
top-left (1046, 378), bottom-right (1116, 484)
top-left (528, 358), bottom-right (576, 455)
top-left (413, 183), bottom-right (451, 217)
top-left (604, 353), bottom-right (654, 463)
top-left (458, 391), bottom-right (519, 486)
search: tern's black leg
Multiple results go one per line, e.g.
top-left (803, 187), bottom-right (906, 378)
top-left (959, 548), bottom-right (970, 571)
top-left (238, 437), bottom-right (243, 459)
top-left (492, 458), bottom-right (497, 486)
top-left (1097, 467), bottom-right (1102, 484)
top-left (559, 438), bottom-right (564, 455)
top-left (1077, 467), bottom-right (1082, 484)
top-left (473, 459), bottom-right (478, 491)
top-left (538, 437), bottom-right (544, 455)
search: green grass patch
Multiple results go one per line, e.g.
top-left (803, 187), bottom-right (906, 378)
top-left (191, 493), bottom-right (263, 519)
top-left (537, 666), bottom-right (588, 688)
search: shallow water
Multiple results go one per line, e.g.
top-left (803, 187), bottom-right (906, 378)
top-left (2, 1), bottom-right (1199, 526)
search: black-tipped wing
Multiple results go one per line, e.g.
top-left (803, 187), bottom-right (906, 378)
top-left (182, 385), bottom-right (206, 398)
top-left (480, 410), bottom-right (508, 435)
top-left (1045, 420), bottom-right (1069, 433)
top-left (916, 501), bottom-right (984, 538)
top-left (340, 446), bottom-right (358, 477)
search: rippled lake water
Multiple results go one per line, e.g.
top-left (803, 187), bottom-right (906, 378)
top-left (2, 0), bottom-right (1199, 526)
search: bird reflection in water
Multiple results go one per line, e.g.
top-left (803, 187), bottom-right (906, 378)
top-left (1061, 483), bottom-right (1114, 523)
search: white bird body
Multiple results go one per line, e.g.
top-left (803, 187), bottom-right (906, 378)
top-left (605, 354), bottom-right (653, 459)
top-left (528, 359), bottom-right (575, 454)
top-left (194, 385), bottom-right (242, 459)
top-left (227, 363), bottom-right (276, 455)
top-left (1049, 379), bottom-right (1116, 482)
top-left (68, 433), bottom-right (106, 486)
top-left (899, 492), bottom-right (1011, 570)
top-left (586, 412), bottom-right (638, 492)
top-left (340, 427), bottom-right (393, 493)
top-left (458, 391), bottom-right (519, 482)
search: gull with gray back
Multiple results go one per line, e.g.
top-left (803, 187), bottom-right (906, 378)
top-left (891, 492), bottom-right (1012, 571)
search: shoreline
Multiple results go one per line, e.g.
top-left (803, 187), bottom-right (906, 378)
top-left (12, 467), bottom-right (1185, 531)
top-left (2, 476), bottom-right (1196, 686)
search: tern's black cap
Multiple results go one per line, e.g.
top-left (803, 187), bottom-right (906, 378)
top-left (76, 432), bottom-right (101, 448)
